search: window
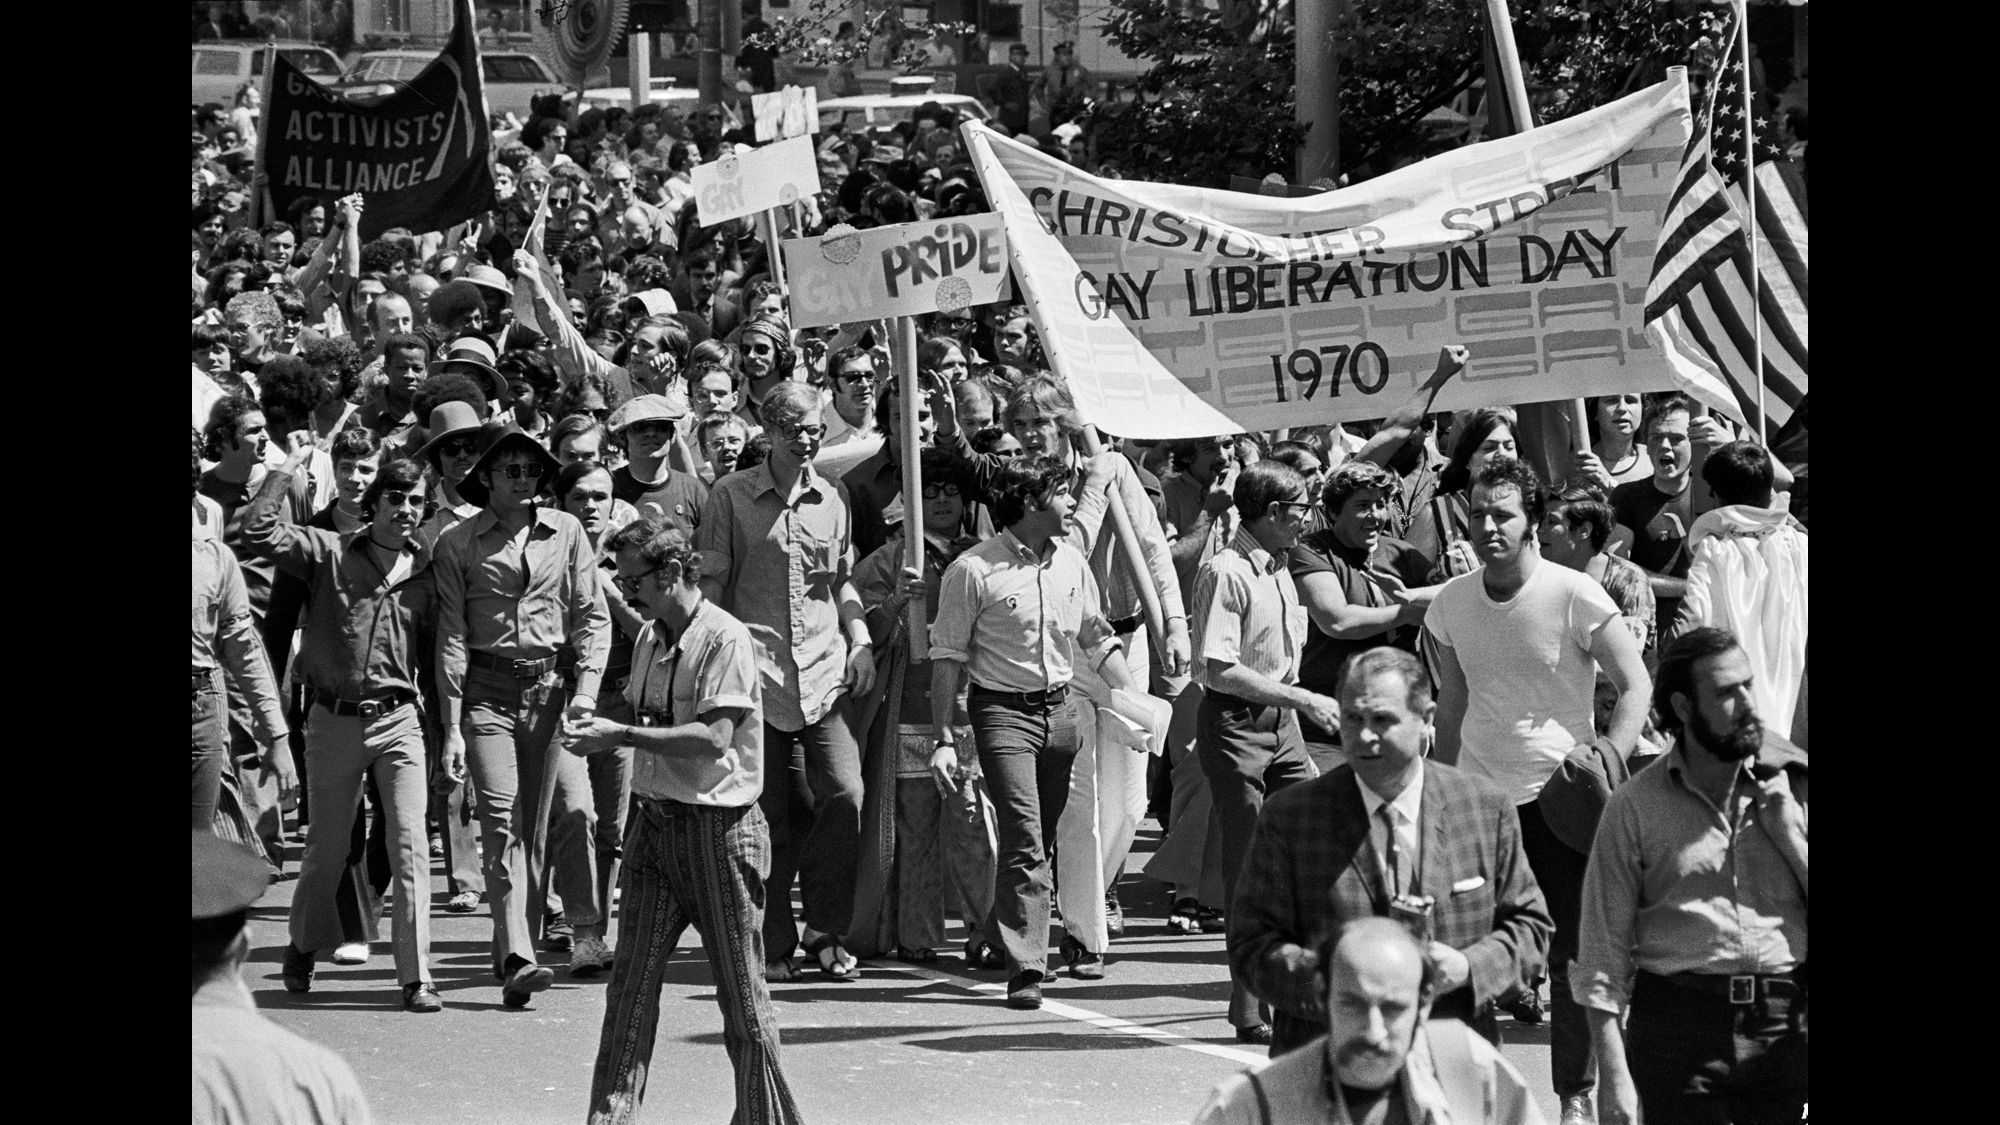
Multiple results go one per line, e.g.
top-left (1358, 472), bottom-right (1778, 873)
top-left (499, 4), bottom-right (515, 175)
top-left (360, 56), bottom-right (427, 82)
top-left (484, 56), bottom-right (551, 83)
top-left (194, 51), bottom-right (239, 77)
top-left (284, 50), bottom-right (344, 78)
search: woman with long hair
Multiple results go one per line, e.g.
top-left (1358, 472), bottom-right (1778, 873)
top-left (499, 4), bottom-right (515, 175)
top-left (1576, 393), bottom-right (1652, 491)
top-left (1406, 405), bottom-right (1519, 581)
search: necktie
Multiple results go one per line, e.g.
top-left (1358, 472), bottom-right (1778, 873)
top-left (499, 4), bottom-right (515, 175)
top-left (1379, 803), bottom-right (1402, 898)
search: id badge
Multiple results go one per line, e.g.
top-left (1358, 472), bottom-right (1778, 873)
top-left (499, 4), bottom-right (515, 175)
top-left (1388, 893), bottom-right (1436, 945)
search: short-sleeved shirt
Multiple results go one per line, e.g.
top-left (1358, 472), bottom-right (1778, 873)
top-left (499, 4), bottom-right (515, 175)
top-left (695, 461), bottom-right (856, 732)
top-left (1594, 552), bottom-right (1658, 656)
top-left (192, 978), bottom-right (373, 1124)
top-left (1189, 526), bottom-right (1305, 691)
top-left (623, 601), bottom-right (763, 807)
top-left (1423, 559), bottom-right (1621, 805)
top-left (929, 528), bottom-right (1111, 693)
top-left (1287, 529), bottom-right (1431, 711)
top-left (1611, 476), bottom-right (1694, 620)
top-left (611, 463), bottom-right (708, 538)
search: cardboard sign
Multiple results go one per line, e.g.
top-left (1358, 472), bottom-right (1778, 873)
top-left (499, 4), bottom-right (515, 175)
top-left (782, 214), bottom-right (1012, 330)
top-left (689, 135), bottom-right (820, 225)
top-left (752, 86), bottom-right (820, 141)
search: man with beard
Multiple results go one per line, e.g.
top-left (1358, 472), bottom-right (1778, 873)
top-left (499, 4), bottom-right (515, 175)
top-left (1198, 918), bottom-right (1545, 1125)
top-left (1424, 460), bottom-right (1651, 1125)
top-left (1574, 628), bottom-right (1807, 1125)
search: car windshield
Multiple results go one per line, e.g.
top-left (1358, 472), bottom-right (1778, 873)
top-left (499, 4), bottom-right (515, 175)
top-left (285, 49), bottom-right (342, 77)
top-left (484, 56), bottom-right (550, 82)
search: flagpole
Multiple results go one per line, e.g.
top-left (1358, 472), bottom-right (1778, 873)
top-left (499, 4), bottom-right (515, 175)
top-left (1485, 0), bottom-right (1589, 457)
top-left (1734, 0), bottom-right (1766, 445)
top-left (252, 42), bottom-right (277, 229)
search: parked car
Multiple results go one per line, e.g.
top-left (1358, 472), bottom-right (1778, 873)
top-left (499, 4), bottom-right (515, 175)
top-left (335, 49), bottom-right (564, 121)
top-left (816, 92), bottom-right (992, 136)
top-left (566, 78), bottom-right (704, 113)
top-left (192, 41), bottom-right (345, 107)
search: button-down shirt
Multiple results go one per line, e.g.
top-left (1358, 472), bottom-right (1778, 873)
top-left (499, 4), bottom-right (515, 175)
top-left (623, 601), bottom-right (763, 807)
top-left (241, 469), bottom-right (435, 701)
top-left (192, 975), bottom-right (373, 1124)
top-left (1190, 526), bottom-right (1304, 690)
top-left (930, 528), bottom-right (1116, 693)
top-left (1358, 762), bottom-right (1425, 896)
top-left (192, 519), bottom-right (288, 744)
top-left (814, 394), bottom-right (884, 484)
top-left (1571, 745), bottom-right (1808, 1013)
top-left (696, 460), bottom-right (856, 731)
top-left (434, 506), bottom-right (611, 705)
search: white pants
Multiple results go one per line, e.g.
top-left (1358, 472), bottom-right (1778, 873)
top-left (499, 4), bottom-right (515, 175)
top-left (1054, 627), bottom-right (1152, 955)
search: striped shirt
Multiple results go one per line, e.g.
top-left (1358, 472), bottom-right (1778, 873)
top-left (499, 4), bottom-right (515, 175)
top-left (929, 528), bottom-right (1117, 693)
top-left (1189, 526), bottom-right (1305, 690)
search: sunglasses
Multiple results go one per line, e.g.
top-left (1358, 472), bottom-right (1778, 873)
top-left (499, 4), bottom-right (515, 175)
top-left (921, 483), bottom-right (962, 500)
top-left (779, 422), bottom-right (825, 441)
top-left (613, 565), bottom-right (667, 596)
top-left (440, 437), bottom-right (481, 457)
top-left (378, 489), bottom-right (421, 508)
top-left (493, 463), bottom-right (546, 480)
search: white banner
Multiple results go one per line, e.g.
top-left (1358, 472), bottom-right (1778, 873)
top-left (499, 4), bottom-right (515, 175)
top-left (691, 135), bottom-right (820, 225)
top-left (782, 215), bottom-right (1012, 330)
top-left (752, 85), bottom-right (820, 141)
top-left (961, 76), bottom-right (1696, 438)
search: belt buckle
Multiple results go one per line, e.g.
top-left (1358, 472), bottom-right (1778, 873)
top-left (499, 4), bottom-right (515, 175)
top-left (357, 699), bottom-right (382, 719)
top-left (1728, 975), bottom-right (1756, 1005)
top-left (512, 659), bottom-right (537, 677)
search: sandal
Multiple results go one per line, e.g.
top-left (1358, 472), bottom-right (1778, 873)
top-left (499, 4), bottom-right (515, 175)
top-left (763, 957), bottom-right (802, 984)
top-left (1167, 898), bottom-right (1203, 936)
top-left (802, 931), bottom-right (860, 981)
top-left (893, 946), bottom-right (938, 964)
top-left (964, 937), bottom-right (1006, 971)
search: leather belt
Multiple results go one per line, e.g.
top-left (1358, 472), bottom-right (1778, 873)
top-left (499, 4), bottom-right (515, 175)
top-left (1108, 613), bottom-right (1143, 636)
top-left (1642, 968), bottom-right (1805, 1006)
top-left (470, 651), bottom-right (559, 679)
top-left (970, 682), bottom-right (1070, 708)
top-left (321, 690), bottom-right (416, 719)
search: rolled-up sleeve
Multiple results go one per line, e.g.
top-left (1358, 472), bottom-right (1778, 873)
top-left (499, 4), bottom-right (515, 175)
top-left (1571, 790), bottom-right (1645, 1013)
top-left (433, 525), bottom-right (469, 705)
top-left (1190, 563), bottom-right (1247, 674)
top-left (565, 522), bottom-right (612, 702)
top-left (214, 547), bottom-right (288, 745)
top-left (696, 627), bottom-right (759, 717)
top-left (927, 557), bottom-right (979, 664)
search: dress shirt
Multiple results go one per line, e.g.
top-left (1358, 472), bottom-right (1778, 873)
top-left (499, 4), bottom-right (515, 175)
top-left (191, 521), bottom-right (288, 744)
top-left (1571, 745), bottom-right (1808, 1014)
top-left (696, 460), bottom-right (856, 731)
top-left (623, 601), bottom-right (763, 807)
top-left (929, 528), bottom-right (1116, 693)
top-left (434, 506), bottom-right (610, 705)
top-left (197, 467), bottom-right (312, 623)
top-left (1357, 761), bottom-right (1425, 896)
top-left (241, 469), bottom-right (436, 701)
top-left (1190, 525), bottom-right (1304, 690)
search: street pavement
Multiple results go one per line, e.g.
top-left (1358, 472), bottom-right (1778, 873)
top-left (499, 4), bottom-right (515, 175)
top-left (239, 823), bottom-right (1561, 1124)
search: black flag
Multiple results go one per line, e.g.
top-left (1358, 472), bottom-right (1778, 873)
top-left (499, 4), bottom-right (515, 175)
top-left (262, 6), bottom-right (496, 239)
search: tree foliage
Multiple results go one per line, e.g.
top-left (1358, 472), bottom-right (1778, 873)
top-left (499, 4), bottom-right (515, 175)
top-left (1087, 0), bottom-right (1728, 189)
top-left (739, 0), bottom-right (972, 75)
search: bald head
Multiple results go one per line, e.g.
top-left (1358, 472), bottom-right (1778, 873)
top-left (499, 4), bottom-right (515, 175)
top-left (1319, 918), bottom-right (1436, 1091)
top-left (370, 292), bottom-right (413, 338)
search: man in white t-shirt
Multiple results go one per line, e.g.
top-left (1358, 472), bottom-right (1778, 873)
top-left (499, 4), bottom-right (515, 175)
top-left (1422, 459), bottom-right (1649, 1125)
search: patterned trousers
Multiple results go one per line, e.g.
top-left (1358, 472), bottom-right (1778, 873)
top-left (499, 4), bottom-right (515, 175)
top-left (587, 797), bottom-right (802, 1125)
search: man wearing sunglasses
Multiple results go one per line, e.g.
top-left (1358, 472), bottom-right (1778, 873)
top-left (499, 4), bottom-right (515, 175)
top-left (1188, 459), bottom-right (1337, 1044)
top-left (434, 427), bottom-right (611, 1008)
top-left (565, 520), bottom-right (802, 1125)
top-left (244, 452), bottom-right (444, 1013)
top-left (814, 345), bottom-right (885, 483)
top-left (608, 394), bottom-right (707, 538)
top-left (696, 381), bottom-right (877, 984)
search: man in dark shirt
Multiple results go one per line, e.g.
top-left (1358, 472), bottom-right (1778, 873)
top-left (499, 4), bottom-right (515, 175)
top-left (1288, 462), bottom-right (1433, 751)
top-left (991, 44), bottom-right (1034, 134)
top-left (1610, 395), bottom-right (1700, 628)
top-left (607, 394), bottom-right (707, 537)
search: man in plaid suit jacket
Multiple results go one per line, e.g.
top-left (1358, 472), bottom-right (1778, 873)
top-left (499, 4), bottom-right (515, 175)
top-left (1229, 647), bottom-right (1552, 1056)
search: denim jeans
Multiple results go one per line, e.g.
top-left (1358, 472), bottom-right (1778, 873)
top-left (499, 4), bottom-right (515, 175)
top-left (193, 685), bottom-right (229, 829)
top-left (587, 799), bottom-right (800, 1125)
top-left (759, 706), bottom-right (864, 958)
top-left (1627, 971), bottom-right (1808, 1125)
top-left (290, 702), bottom-right (433, 986)
top-left (463, 664), bottom-right (566, 971)
top-left (969, 689), bottom-right (1081, 977)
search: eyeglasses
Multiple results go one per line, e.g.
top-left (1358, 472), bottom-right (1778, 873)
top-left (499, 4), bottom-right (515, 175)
top-left (834, 368), bottom-right (874, 386)
top-left (921, 483), bottom-right (962, 500)
top-left (779, 422), bottom-right (825, 441)
top-left (608, 177), bottom-right (632, 187)
top-left (440, 437), bottom-right (481, 457)
top-left (379, 489), bottom-right (421, 508)
top-left (494, 462), bottom-right (546, 480)
top-left (1271, 499), bottom-right (1315, 517)
top-left (612, 565), bottom-right (666, 596)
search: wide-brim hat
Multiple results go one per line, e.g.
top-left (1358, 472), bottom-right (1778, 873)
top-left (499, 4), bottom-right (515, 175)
top-left (431, 337), bottom-right (512, 406)
top-left (413, 400), bottom-right (489, 464)
top-left (457, 425), bottom-right (562, 507)
top-left (462, 263), bottom-right (514, 299)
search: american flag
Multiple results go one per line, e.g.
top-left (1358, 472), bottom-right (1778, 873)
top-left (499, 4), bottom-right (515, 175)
top-left (1643, 4), bottom-right (1808, 434)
